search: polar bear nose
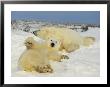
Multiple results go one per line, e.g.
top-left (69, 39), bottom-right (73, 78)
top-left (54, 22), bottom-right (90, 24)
top-left (51, 43), bottom-right (55, 47)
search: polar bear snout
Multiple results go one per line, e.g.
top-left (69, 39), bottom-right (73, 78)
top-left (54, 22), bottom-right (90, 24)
top-left (47, 38), bottom-right (61, 51)
top-left (51, 42), bottom-right (55, 47)
top-left (49, 39), bottom-right (58, 48)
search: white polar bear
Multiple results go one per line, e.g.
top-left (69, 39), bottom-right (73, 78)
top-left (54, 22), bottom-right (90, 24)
top-left (34, 27), bottom-right (95, 52)
top-left (18, 37), bottom-right (68, 73)
top-left (18, 37), bottom-right (53, 73)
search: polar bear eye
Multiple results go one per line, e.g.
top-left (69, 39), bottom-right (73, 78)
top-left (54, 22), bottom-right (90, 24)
top-left (51, 40), bottom-right (52, 41)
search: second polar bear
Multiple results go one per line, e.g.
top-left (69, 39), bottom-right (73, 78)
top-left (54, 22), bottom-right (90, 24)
top-left (34, 27), bottom-right (95, 52)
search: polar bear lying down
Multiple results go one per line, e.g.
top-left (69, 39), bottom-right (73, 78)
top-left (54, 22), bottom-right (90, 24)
top-left (34, 27), bottom-right (95, 52)
top-left (18, 27), bottom-right (95, 73)
top-left (18, 37), bottom-right (68, 73)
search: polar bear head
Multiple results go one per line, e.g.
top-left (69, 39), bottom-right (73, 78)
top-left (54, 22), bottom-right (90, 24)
top-left (46, 38), bottom-right (61, 51)
top-left (34, 27), bottom-right (56, 40)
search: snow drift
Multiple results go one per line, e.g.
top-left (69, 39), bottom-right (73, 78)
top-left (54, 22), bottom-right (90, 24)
top-left (11, 27), bottom-right (100, 77)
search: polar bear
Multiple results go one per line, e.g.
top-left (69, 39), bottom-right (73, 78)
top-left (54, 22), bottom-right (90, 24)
top-left (18, 37), bottom-right (53, 73)
top-left (18, 37), bottom-right (67, 73)
top-left (34, 27), bottom-right (95, 52)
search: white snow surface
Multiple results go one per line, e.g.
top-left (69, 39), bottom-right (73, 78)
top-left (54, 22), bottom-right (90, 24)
top-left (11, 28), bottom-right (100, 77)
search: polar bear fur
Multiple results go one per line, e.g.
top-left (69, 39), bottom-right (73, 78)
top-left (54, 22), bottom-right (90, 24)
top-left (18, 37), bottom-right (66, 73)
top-left (35, 27), bottom-right (95, 52)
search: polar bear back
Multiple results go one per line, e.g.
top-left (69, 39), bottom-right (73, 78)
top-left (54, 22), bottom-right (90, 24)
top-left (41, 27), bottom-right (83, 45)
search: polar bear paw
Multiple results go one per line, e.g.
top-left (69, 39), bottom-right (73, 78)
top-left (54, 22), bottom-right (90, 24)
top-left (61, 55), bottom-right (69, 60)
top-left (24, 37), bottom-right (34, 49)
top-left (57, 55), bottom-right (69, 62)
top-left (36, 65), bottom-right (53, 73)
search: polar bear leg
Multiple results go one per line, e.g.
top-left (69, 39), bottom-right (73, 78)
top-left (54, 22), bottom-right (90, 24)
top-left (48, 53), bottom-right (62, 62)
top-left (83, 37), bottom-right (95, 46)
top-left (24, 66), bottom-right (36, 72)
top-left (48, 52), bottom-right (68, 62)
top-left (64, 43), bottom-right (80, 52)
top-left (19, 61), bottom-right (36, 72)
top-left (21, 64), bottom-right (53, 73)
top-left (19, 59), bottom-right (53, 73)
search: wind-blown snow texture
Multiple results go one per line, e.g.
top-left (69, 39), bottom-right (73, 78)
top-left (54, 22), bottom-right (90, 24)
top-left (11, 26), bottom-right (100, 77)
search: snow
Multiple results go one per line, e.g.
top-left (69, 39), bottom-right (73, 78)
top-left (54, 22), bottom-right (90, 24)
top-left (11, 27), bottom-right (100, 77)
